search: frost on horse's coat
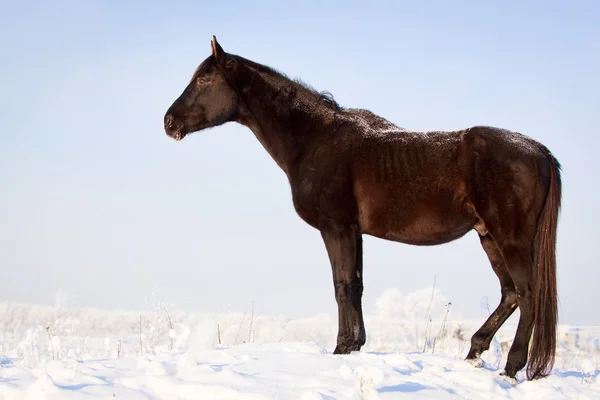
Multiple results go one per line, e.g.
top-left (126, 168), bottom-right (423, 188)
top-left (164, 36), bottom-right (562, 381)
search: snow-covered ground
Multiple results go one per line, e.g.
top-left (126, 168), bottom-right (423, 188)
top-left (1, 288), bottom-right (598, 399)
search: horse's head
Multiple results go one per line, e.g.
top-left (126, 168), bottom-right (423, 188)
top-left (164, 36), bottom-right (239, 141)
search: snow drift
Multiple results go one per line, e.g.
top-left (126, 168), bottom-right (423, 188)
top-left (0, 288), bottom-right (598, 399)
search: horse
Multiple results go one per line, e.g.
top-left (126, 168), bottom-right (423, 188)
top-left (164, 36), bottom-right (561, 381)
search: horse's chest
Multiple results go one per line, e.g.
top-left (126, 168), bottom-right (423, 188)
top-left (290, 173), bottom-right (357, 230)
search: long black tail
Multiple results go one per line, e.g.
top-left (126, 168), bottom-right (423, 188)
top-left (527, 149), bottom-right (561, 380)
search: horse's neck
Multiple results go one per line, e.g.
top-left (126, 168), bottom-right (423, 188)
top-left (235, 65), bottom-right (332, 175)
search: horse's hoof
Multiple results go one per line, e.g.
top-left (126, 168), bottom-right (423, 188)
top-left (333, 345), bottom-right (350, 355)
top-left (465, 356), bottom-right (484, 368)
top-left (499, 371), bottom-right (518, 385)
top-left (333, 343), bottom-right (361, 355)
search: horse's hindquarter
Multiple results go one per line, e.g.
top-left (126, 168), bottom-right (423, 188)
top-left (353, 130), bottom-right (476, 245)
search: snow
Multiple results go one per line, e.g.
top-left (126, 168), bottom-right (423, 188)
top-left (1, 288), bottom-right (598, 399)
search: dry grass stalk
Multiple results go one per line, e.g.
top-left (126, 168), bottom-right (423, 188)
top-left (422, 275), bottom-right (436, 352)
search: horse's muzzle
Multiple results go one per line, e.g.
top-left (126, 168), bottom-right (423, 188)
top-left (164, 114), bottom-right (186, 141)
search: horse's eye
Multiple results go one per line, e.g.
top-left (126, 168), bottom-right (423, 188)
top-left (197, 78), bottom-right (210, 86)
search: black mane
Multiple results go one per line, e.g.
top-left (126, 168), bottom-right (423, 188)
top-left (234, 56), bottom-right (342, 111)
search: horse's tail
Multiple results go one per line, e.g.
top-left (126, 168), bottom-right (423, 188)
top-left (527, 148), bottom-right (562, 380)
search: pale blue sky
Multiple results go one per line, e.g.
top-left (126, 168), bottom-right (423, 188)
top-left (1, 1), bottom-right (599, 325)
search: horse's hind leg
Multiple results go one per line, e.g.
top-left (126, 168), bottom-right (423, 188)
top-left (466, 235), bottom-right (518, 365)
top-left (497, 242), bottom-right (536, 379)
top-left (321, 224), bottom-right (366, 354)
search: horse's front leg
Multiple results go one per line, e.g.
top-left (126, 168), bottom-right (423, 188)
top-left (321, 224), bottom-right (365, 354)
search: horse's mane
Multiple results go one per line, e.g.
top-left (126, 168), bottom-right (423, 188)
top-left (237, 56), bottom-right (342, 112)
top-left (293, 79), bottom-right (341, 111)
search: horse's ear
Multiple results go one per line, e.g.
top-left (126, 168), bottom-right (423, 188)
top-left (211, 35), bottom-right (225, 58)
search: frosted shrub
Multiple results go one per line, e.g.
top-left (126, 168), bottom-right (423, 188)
top-left (365, 287), bottom-right (447, 353)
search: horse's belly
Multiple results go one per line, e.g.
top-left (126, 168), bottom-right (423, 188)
top-left (356, 188), bottom-right (475, 245)
top-left (363, 212), bottom-right (474, 246)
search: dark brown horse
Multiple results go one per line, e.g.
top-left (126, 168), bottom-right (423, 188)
top-left (164, 36), bottom-right (561, 381)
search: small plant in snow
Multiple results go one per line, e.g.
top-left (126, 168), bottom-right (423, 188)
top-left (422, 276), bottom-right (436, 352)
top-left (141, 293), bottom-right (181, 354)
top-left (432, 302), bottom-right (451, 354)
top-left (454, 324), bottom-right (469, 355)
top-left (45, 326), bottom-right (55, 360)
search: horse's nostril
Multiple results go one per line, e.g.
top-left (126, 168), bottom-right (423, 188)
top-left (165, 114), bottom-right (174, 128)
